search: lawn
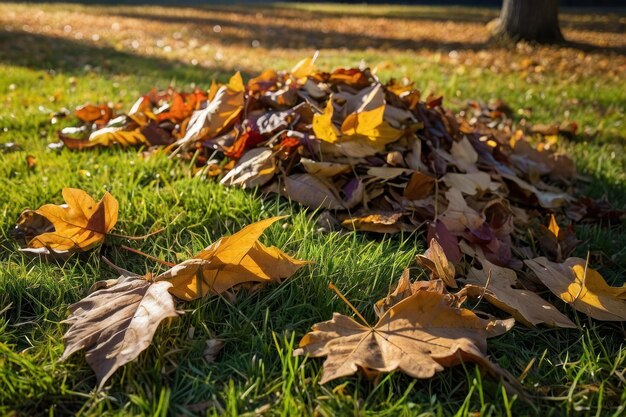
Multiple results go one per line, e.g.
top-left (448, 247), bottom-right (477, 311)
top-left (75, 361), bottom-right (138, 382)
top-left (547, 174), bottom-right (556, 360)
top-left (0, 2), bottom-right (625, 416)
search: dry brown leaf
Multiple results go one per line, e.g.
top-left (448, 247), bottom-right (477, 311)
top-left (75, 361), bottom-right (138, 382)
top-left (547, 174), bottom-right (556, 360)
top-left (300, 158), bottom-right (351, 177)
top-left (156, 217), bottom-right (309, 300)
top-left (525, 257), bottom-right (626, 321)
top-left (294, 290), bottom-right (520, 394)
top-left (439, 189), bottom-right (485, 235)
top-left (341, 212), bottom-right (405, 233)
top-left (442, 172), bottom-right (499, 196)
top-left (462, 258), bottom-right (576, 328)
top-left (176, 72), bottom-right (245, 149)
top-left (60, 274), bottom-right (178, 389)
top-left (374, 269), bottom-right (446, 317)
top-left (403, 171), bottom-right (435, 200)
top-left (17, 188), bottom-right (118, 256)
top-left (221, 148), bottom-right (276, 188)
top-left (282, 174), bottom-right (345, 210)
top-left (416, 238), bottom-right (457, 288)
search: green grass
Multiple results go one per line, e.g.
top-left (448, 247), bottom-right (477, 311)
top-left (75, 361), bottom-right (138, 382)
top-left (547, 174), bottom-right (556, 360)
top-left (1, 2), bottom-right (625, 416)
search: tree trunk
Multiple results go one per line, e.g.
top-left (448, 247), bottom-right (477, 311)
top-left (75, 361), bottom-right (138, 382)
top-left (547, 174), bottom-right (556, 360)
top-left (493, 0), bottom-right (564, 43)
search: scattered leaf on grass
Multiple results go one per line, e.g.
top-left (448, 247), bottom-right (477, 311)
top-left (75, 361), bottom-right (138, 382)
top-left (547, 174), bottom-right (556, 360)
top-left (461, 257), bottom-right (576, 328)
top-left (525, 257), bottom-right (626, 321)
top-left (295, 289), bottom-right (520, 394)
top-left (60, 274), bottom-right (178, 389)
top-left (156, 217), bottom-right (309, 300)
top-left (16, 188), bottom-right (118, 256)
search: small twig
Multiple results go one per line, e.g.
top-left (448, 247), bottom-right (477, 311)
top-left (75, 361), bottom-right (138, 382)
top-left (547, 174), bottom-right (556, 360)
top-left (471, 269), bottom-right (492, 311)
top-left (120, 245), bottom-right (175, 267)
top-left (108, 227), bottom-right (166, 241)
top-left (328, 283), bottom-right (370, 327)
top-left (101, 256), bottom-right (136, 277)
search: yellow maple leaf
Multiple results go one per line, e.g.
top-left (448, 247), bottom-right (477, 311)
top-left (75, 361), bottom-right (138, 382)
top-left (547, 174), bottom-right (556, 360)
top-left (156, 217), bottom-right (309, 300)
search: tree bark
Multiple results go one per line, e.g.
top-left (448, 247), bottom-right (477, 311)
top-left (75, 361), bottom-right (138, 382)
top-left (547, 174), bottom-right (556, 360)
top-left (493, 0), bottom-right (564, 43)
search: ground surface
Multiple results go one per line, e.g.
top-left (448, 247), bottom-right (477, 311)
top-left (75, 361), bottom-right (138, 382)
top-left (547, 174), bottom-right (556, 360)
top-left (0, 2), bottom-right (625, 416)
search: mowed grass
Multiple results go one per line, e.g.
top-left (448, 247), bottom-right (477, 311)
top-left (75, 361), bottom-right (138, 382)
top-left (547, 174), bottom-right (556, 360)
top-left (0, 2), bottom-right (625, 416)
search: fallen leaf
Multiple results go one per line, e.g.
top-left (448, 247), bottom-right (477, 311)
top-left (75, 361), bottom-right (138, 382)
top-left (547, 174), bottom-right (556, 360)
top-left (404, 171), bottom-right (435, 200)
top-left (416, 238), bottom-right (457, 288)
top-left (294, 290), bottom-right (519, 393)
top-left (341, 212), bottom-right (405, 233)
top-left (221, 148), bottom-right (276, 188)
top-left (281, 174), bottom-right (345, 210)
top-left (156, 217), bottom-right (308, 300)
top-left (525, 257), bottom-right (626, 321)
top-left (204, 339), bottom-right (225, 363)
top-left (60, 274), bottom-right (178, 389)
top-left (17, 188), bottom-right (118, 255)
top-left (58, 125), bottom-right (150, 150)
top-left (176, 72), bottom-right (245, 149)
top-left (461, 258), bottom-right (576, 328)
top-left (374, 269), bottom-right (446, 317)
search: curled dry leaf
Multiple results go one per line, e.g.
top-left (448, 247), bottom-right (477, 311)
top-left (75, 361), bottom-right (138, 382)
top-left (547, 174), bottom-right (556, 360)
top-left (220, 148), bottom-right (276, 188)
top-left (60, 126), bottom-right (148, 150)
top-left (525, 257), bottom-right (626, 321)
top-left (416, 238), bottom-right (457, 288)
top-left (295, 290), bottom-right (520, 394)
top-left (341, 212), bottom-right (406, 234)
top-left (61, 274), bottom-right (178, 389)
top-left (156, 217), bottom-right (309, 300)
top-left (374, 269), bottom-right (447, 317)
top-left (16, 188), bottom-right (118, 256)
top-left (176, 72), bottom-right (245, 150)
top-left (461, 258), bottom-right (576, 328)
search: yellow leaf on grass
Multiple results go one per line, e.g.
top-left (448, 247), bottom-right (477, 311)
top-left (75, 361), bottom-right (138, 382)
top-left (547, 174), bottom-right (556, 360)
top-left (525, 257), bottom-right (626, 321)
top-left (156, 217), bottom-right (309, 300)
top-left (59, 127), bottom-right (148, 150)
top-left (19, 188), bottom-right (118, 255)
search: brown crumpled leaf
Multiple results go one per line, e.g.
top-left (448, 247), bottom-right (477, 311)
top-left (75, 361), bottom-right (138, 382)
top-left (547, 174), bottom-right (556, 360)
top-left (460, 257), bottom-right (576, 328)
top-left (416, 238), bottom-right (457, 288)
top-left (341, 212), bottom-right (406, 234)
top-left (525, 257), bottom-right (626, 321)
top-left (60, 274), bottom-right (178, 389)
top-left (294, 289), bottom-right (520, 394)
top-left (155, 217), bottom-right (309, 300)
top-left (220, 148), bottom-right (276, 188)
top-left (15, 188), bottom-right (118, 256)
top-left (276, 174), bottom-right (345, 210)
top-left (535, 214), bottom-right (581, 261)
top-left (374, 269), bottom-right (447, 317)
top-left (175, 72), bottom-right (245, 150)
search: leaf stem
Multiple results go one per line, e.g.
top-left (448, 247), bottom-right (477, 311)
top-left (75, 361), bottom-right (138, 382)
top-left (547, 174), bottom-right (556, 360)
top-left (120, 245), bottom-right (176, 267)
top-left (328, 283), bottom-right (370, 327)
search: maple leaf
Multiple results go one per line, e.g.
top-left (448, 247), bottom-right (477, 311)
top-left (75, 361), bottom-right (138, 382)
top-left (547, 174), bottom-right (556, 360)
top-left (460, 257), bottom-right (576, 328)
top-left (60, 274), bottom-right (178, 389)
top-left (525, 257), bottom-right (626, 321)
top-left (295, 289), bottom-right (520, 394)
top-left (155, 217), bottom-right (309, 300)
top-left (16, 188), bottom-right (118, 256)
top-left (312, 84), bottom-right (402, 154)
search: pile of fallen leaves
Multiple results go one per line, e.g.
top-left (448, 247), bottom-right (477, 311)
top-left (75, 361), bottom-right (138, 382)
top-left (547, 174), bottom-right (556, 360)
top-left (12, 57), bottom-right (626, 393)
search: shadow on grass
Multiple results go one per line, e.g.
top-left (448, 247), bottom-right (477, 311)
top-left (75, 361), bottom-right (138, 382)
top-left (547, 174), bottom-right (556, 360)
top-left (0, 29), bottom-right (251, 81)
top-left (107, 6), bottom-right (626, 56)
